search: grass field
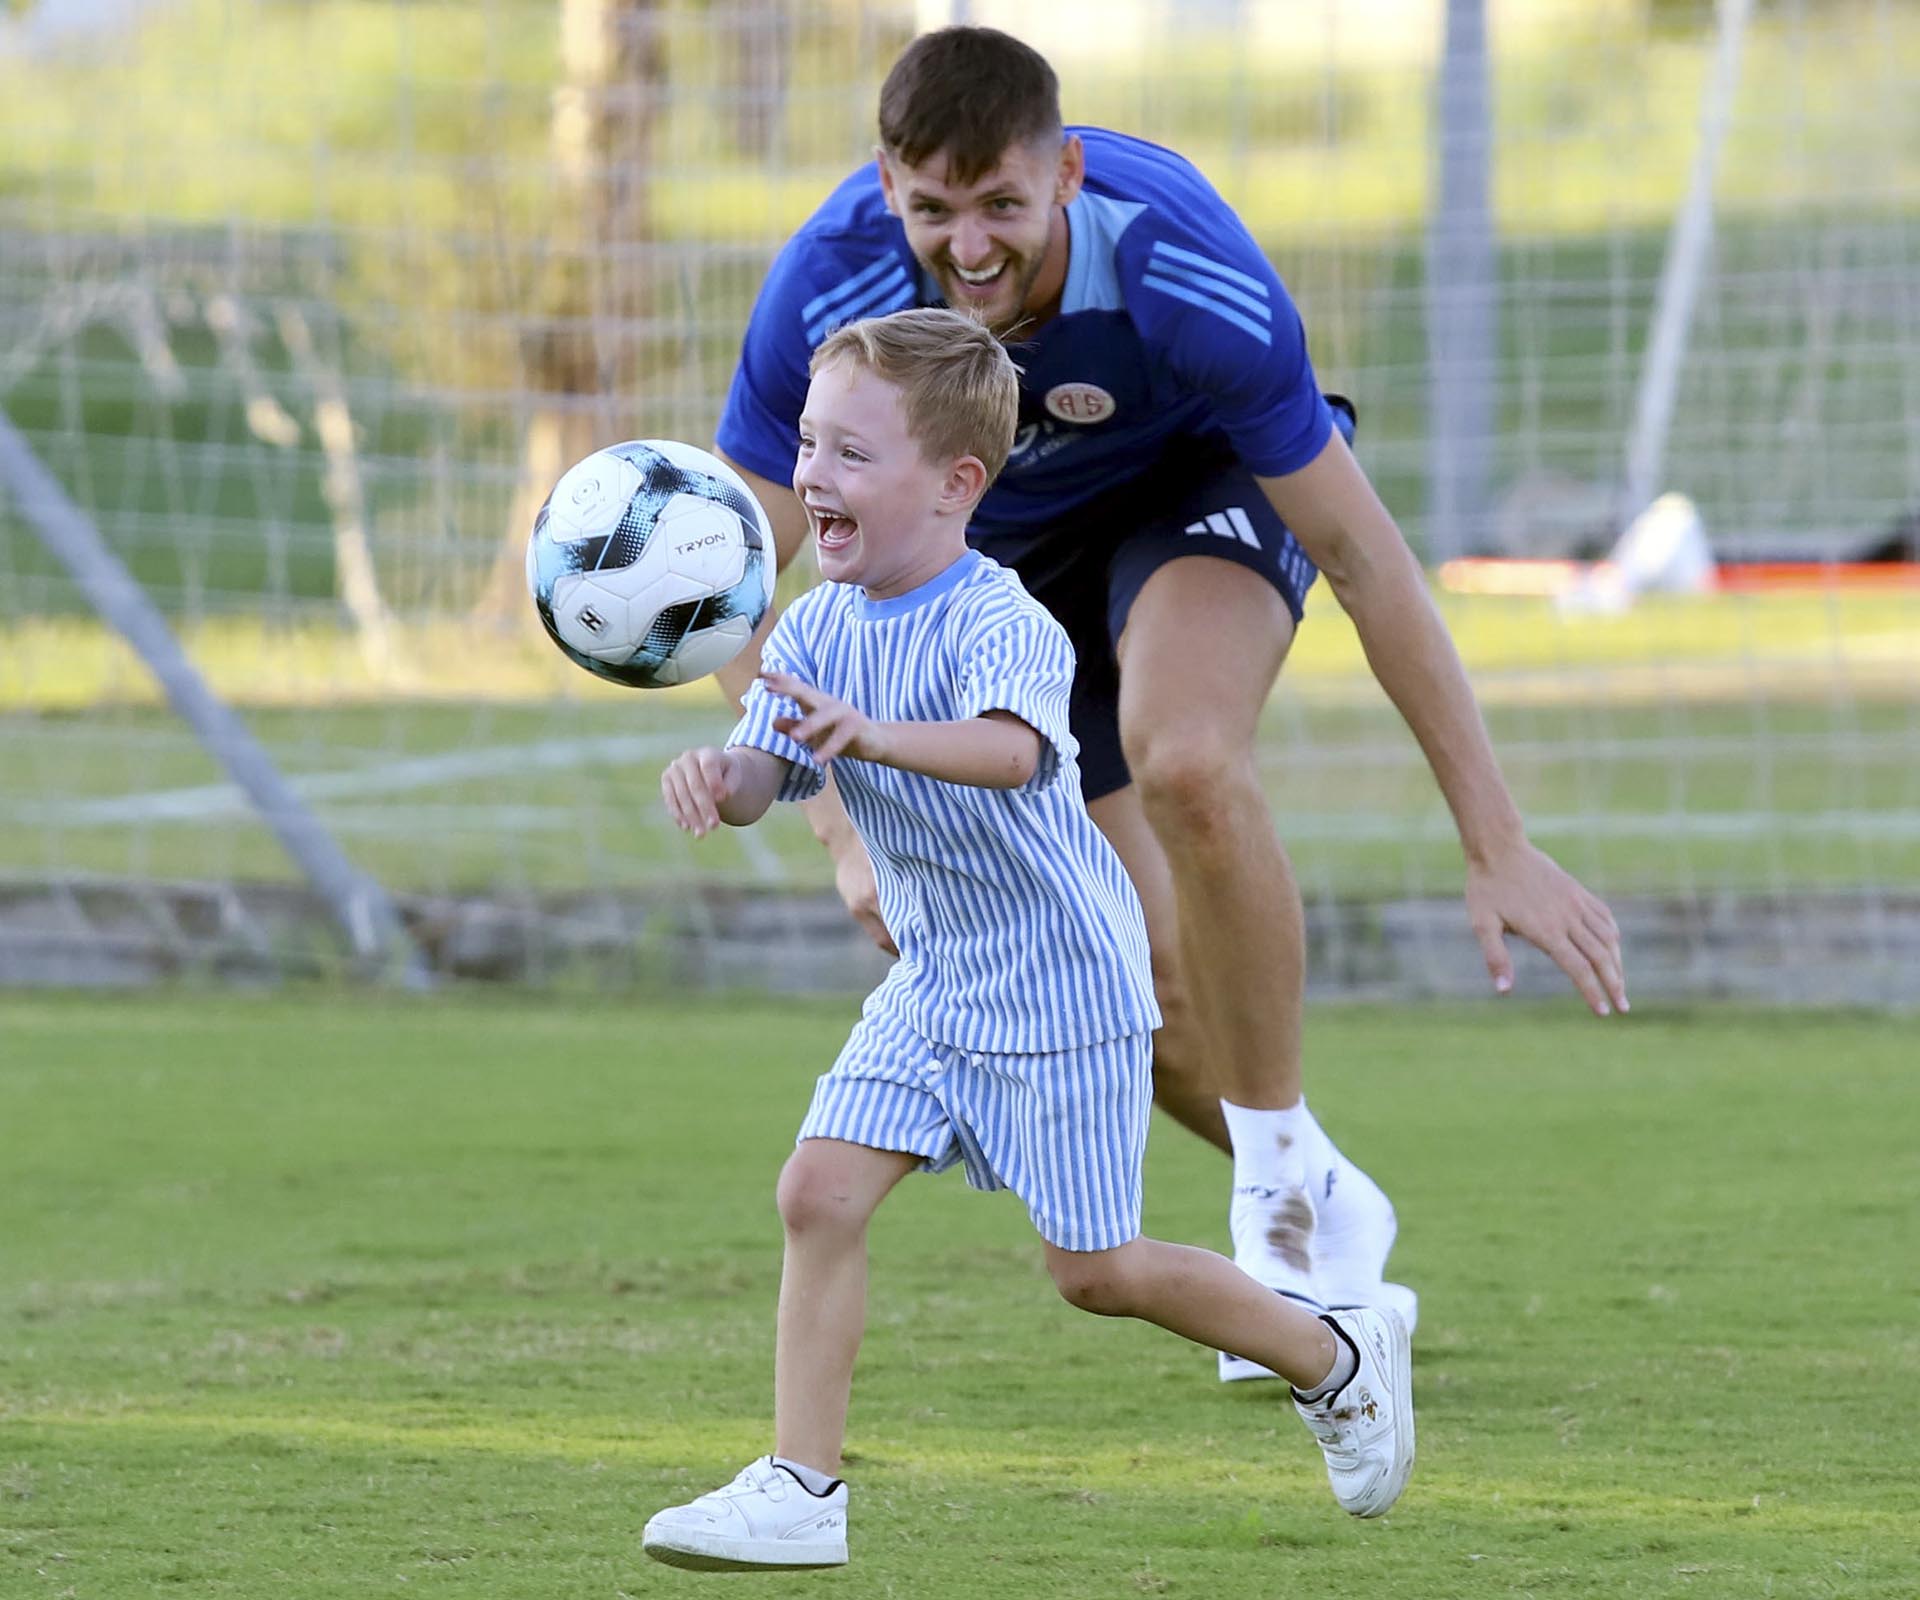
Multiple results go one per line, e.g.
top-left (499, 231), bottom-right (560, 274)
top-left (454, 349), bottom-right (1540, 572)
top-left (4, 583), bottom-right (1917, 902)
top-left (2, 993), bottom-right (1915, 1598)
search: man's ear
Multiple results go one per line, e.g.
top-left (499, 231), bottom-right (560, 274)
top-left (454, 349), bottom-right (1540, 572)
top-left (1054, 133), bottom-right (1085, 208)
top-left (875, 146), bottom-right (901, 218)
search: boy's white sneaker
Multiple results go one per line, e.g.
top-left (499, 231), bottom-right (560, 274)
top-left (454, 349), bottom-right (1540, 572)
top-left (642, 1457), bottom-right (848, 1571)
top-left (1292, 1305), bottom-right (1415, 1518)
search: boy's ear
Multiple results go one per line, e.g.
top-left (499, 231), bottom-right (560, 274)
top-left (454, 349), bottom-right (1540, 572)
top-left (940, 455), bottom-right (989, 514)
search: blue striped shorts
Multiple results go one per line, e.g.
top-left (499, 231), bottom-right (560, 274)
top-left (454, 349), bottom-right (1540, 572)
top-left (797, 1005), bottom-right (1155, 1253)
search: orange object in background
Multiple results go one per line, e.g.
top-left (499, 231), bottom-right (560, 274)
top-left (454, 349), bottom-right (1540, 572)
top-left (1437, 558), bottom-right (1920, 596)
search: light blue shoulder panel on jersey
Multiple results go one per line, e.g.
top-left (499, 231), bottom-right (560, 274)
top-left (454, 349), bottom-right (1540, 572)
top-left (1060, 190), bottom-right (1146, 314)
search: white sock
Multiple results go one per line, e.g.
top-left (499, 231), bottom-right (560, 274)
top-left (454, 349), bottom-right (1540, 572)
top-left (771, 1456), bottom-right (839, 1496)
top-left (1221, 1098), bottom-right (1322, 1301)
top-left (1293, 1317), bottom-right (1359, 1403)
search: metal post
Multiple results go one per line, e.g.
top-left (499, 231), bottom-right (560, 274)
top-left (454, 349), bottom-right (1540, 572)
top-left (0, 408), bottom-right (430, 987)
top-left (1426, 0), bottom-right (1499, 562)
top-left (1621, 0), bottom-right (1753, 525)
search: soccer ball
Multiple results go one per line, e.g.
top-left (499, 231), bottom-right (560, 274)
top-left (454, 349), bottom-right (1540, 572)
top-left (526, 439), bottom-right (777, 689)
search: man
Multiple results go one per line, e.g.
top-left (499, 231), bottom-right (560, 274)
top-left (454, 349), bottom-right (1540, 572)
top-left (711, 26), bottom-right (1626, 1374)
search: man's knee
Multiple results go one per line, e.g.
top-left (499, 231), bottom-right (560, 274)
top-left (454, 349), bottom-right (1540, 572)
top-left (1125, 728), bottom-right (1255, 839)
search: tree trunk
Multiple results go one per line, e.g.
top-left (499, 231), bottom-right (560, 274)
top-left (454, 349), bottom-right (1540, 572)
top-left (476, 0), bottom-right (666, 624)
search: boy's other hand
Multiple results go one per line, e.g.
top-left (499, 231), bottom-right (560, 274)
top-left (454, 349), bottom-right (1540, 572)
top-left (761, 671), bottom-right (883, 765)
top-left (661, 746), bottom-right (739, 838)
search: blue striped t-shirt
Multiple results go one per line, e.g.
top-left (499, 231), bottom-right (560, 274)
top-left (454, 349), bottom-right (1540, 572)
top-left (727, 550), bottom-right (1160, 1052)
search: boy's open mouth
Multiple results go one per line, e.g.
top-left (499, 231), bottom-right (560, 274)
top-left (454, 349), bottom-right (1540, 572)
top-left (814, 510), bottom-right (858, 549)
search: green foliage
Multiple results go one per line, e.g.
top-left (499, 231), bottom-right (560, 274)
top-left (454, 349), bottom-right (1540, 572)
top-left (1, 994), bottom-right (1916, 1596)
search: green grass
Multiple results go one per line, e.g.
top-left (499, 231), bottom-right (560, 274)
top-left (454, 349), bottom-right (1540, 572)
top-left (3, 688), bottom-right (1918, 898)
top-left (1, 993), bottom-right (1915, 1596)
top-left (4, 581), bottom-right (1917, 897)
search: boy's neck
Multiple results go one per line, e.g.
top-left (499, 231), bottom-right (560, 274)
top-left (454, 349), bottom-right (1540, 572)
top-left (858, 528), bottom-right (972, 601)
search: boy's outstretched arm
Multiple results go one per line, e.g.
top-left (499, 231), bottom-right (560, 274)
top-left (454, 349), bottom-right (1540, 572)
top-left (660, 744), bottom-right (791, 837)
top-left (762, 672), bottom-right (1041, 790)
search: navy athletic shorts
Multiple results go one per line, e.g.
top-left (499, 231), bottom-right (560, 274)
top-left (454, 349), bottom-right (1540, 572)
top-left (968, 400), bottom-right (1356, 803)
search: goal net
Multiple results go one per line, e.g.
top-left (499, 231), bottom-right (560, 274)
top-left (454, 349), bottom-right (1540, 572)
top-left (1, 0), bottom-right (1914, 1001)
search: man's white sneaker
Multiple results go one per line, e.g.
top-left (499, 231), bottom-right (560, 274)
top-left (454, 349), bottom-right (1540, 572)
top-left (1221, 1150), bottom-right (1417, 1382)
top-left (642, 1457), bottom-right (848, 1571)
top-left (1293, 1305), bottom-right (1414, 1518)
top-left (1313, 1157), bottom-right (1417, 1336)
top-left (1336, 1279), bottom-right (1419, 1337)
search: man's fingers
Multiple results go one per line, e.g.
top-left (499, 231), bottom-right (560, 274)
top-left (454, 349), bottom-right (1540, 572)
top-left (1473, 914), bottom-right (1514, 995)
top-left (1575, 911), bottom-right (1629, 1012)
top-left (1547, 930), bottom-right (1613, 1017)
top-left (856, 905), bottom-right (899, 957)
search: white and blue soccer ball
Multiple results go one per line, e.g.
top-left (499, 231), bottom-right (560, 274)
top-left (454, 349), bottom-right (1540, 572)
top-left (527, 438), bottom-right (777, 689)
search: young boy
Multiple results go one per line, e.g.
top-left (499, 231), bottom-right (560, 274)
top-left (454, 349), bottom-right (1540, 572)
top-left (643, 307), bottom-right (1413, 1571)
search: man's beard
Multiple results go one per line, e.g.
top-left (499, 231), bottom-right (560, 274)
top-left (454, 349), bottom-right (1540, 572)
top-left (938, 252), bottom-right (1042, 338)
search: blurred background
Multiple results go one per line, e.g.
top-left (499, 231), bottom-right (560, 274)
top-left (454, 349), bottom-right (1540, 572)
top-left (1, 0), bottom-right (1915, 1001)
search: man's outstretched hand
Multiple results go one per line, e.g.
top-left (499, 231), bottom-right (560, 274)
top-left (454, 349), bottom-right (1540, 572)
top-left (1466, 840), bottom-right (1627, 1016)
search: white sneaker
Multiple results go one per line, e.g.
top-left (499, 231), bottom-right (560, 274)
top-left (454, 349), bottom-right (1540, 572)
top-left (642, 1457), bottom-right (848, 1571)
top-left (1293, 1305), bottom-right (1414, 1517)
top-left (1221, 1154), bottom-right (1416, 1382)
top-left (1311, 1157), bottom-right (1407, 1315)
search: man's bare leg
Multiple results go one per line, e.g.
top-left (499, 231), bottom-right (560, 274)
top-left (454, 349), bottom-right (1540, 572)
top-left (1110, 556), bottom-right (1398, 1315)
top-left (1086, 788), bottom-right (1229, 1153)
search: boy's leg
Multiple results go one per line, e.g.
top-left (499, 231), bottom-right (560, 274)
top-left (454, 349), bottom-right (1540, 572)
top-left (1043, 1234), bottom-right (1331, 1383)
top-left (1041, 1236), bottom-right (1415, 1518)
top-left (775, 1138), bottom-right (921, 1475)
top-left (642, 1137), bottom-right (917, 1573)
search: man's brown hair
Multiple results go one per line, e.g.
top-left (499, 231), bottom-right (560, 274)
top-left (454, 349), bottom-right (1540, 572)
top-left (810, 308), bottom-right (1020, 484)
top-left (877, 27), bottom-right (1062, 186)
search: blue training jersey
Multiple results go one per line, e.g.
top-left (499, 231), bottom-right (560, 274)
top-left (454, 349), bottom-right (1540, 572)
top-left (726, 550), bottom-right (1161, 1052)
top-left (716, 126), bottom-right (1337, 537)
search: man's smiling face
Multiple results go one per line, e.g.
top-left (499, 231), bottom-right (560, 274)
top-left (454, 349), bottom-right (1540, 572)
top-left (879, 134), bottom-right (1082, 336)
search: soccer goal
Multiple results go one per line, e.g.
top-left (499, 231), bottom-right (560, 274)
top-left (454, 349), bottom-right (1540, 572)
top-left (1, 0), bottom-right (1913, 1000)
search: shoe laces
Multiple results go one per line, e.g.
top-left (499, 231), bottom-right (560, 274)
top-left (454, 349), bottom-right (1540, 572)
top-left (709, 1460), bottom-right (789, 1507)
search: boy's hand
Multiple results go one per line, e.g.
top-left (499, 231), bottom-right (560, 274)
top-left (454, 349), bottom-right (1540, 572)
top-left (761, 671), bottom-right (885, 765)
top-left (661, 746), bottom-right (739, 838)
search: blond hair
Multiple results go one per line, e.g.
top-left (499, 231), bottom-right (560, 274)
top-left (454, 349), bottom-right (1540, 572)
top-left (809, 308), bottom-right (1020, 483)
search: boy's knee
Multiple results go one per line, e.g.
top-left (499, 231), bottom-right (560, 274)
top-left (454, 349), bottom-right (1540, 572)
top-left (776, 1149), bottom-right (875, 1239)
top-left (1046, 1249), bottom-right (1136, 1317)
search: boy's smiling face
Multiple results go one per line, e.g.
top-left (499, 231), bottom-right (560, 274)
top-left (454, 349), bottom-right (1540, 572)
top-left (792, 359), bottom-right (979, 599)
